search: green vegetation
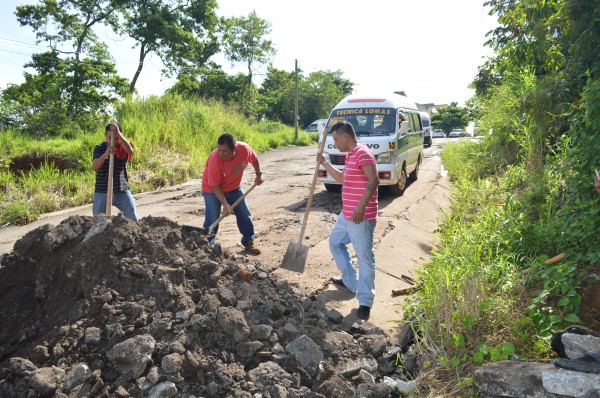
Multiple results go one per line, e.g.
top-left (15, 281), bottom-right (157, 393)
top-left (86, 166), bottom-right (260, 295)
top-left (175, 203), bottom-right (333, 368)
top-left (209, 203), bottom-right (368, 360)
top-left (430, 102), bottom-right (469, 134)
top-left (0, 94), bottom-right (313, 225)
top-left (406, 0), bottom-right (600, 395)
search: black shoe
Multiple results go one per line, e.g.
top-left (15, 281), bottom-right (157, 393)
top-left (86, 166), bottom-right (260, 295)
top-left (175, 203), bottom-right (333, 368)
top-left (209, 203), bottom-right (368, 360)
top-left (331, 276), bottom-right (345, 287)
top-left (357, 305), bottom-right (371, 320)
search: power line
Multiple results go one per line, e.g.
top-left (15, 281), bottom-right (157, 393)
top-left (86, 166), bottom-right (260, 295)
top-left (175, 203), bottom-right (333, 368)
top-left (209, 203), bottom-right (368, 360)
top-left (0, 35), bottom-right (277, 86)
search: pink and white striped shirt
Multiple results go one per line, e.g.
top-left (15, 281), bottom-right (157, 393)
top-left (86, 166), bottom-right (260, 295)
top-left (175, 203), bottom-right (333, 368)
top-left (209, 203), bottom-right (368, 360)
top-left (342, 144), bottom-right (378, 221)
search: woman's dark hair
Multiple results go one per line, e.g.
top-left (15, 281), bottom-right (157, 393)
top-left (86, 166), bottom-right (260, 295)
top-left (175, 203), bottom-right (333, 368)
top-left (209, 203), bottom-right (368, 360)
top-left (105, 123), bottom-right (122, 133)
top-left (217, 133), bottom-right (236, 150)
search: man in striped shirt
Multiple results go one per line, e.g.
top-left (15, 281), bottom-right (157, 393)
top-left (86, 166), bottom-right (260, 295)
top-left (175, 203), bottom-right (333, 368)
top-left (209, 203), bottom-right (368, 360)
top-left (92, 123), bottom-right (138, 221)
top-left (318, 121), bottom-right (379, 320)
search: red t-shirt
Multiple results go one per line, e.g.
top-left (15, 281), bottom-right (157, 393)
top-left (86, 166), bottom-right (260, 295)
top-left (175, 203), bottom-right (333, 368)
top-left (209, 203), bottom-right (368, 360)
top-left (201, 142), bottom-right (258, 193)
top-left (342, 144), bottom-right (378, 221)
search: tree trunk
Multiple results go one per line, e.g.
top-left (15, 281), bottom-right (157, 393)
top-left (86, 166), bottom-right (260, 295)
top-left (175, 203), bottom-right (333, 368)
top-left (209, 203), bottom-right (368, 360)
top-left (130, 44), bottom-right (148, 94)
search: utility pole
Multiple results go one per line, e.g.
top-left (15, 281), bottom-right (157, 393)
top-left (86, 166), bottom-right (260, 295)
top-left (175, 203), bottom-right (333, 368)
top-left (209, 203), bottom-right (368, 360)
top-left (294, 59), bottom-right (299, 141)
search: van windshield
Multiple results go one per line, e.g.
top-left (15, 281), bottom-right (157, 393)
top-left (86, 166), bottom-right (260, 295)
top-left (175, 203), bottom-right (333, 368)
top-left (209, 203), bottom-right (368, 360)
top-left (328, 108), bottom-right (397, 136)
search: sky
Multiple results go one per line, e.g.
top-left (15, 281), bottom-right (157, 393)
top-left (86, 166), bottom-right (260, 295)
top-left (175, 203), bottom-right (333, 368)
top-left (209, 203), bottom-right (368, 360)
top-left (0, 0), bottom-right (498, 107)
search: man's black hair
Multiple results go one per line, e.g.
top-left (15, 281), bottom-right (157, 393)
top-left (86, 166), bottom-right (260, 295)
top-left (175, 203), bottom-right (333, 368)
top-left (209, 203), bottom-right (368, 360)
top-left (218, 133), bottom-right (236, 150)
top-left (331, 121), bottom-right (356, 139)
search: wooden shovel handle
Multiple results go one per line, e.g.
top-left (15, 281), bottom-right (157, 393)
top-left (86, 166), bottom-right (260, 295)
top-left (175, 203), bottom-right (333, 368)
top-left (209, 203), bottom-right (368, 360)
top-left (297, 128), bottom-right (329, 243)
top-left (105, 127), bottom-right (115, 215)
top-left (208, 183), bottom-right (258, 233)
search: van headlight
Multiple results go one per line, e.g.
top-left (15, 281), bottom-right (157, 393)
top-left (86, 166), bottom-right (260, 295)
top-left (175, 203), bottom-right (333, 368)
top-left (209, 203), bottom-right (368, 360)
top-left (377, 151), bottom-right (395, 164)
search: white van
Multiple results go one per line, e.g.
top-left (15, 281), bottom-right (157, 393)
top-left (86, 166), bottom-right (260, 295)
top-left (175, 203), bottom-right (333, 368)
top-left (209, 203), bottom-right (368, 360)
top-left (420, 111), bottom-right (432, 147)
top-left (318, 92), bottom-right (424, 196)
top-left (304, 119), bottom-right (328, 134)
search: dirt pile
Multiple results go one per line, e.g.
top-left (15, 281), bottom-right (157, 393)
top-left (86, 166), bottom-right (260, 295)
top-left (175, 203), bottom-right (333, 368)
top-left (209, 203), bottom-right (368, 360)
top-left (0, 215), bottom-right (412, 397)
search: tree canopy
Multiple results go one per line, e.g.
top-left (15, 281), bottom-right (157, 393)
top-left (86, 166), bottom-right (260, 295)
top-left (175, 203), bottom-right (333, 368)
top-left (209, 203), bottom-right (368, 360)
top-left (0, 2), bottom-right (354, 134)
top-left (431, 102), bottom-right (468, 134)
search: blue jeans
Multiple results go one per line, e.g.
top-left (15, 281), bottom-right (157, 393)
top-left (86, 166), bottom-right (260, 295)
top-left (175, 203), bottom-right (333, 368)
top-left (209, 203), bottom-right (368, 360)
top-left (329, 214), bottom-right (376, 307)
top-left (93, 190), bottom-right (139, 221)
top-left (203, 188), bottom-right (255, 245)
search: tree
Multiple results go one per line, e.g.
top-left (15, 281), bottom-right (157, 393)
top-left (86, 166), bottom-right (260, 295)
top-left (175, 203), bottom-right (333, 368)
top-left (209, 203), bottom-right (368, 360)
top-left (257, 67), bottom-right (296, 124)
top-left (430, 102), bottom-right (468, 134)
top-left (258, 68), bottom-right (353, 127)
top-left (123, 0), bottom-right (220, 94)
top-left (222, 10), bottom-right (276, 85)
top-left (298, 70), bottom-right (353, 128)
top-left (10, 0), bottom-right (129, 133)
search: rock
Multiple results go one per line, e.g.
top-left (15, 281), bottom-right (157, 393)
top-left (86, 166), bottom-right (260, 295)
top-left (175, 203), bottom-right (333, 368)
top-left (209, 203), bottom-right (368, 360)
top-left (142, 366), bottom-right (160, 391)
top-left (218, 287), bottom-right (238, 306)
top-left (542, 368), bottom-right (600, 397)
top-left (31, 345), bottom-right (50, 363)
top-left (148, 381), bottom-right (177, 398)
top-left (338, 356), bottom-right (378, 377)
top-left (247, 362), bottom-right (294, 390)
top-left (85, 327), bottom-right (102, 345)
top-left (83, 217), bottom-right (110, 243)
top-left (325, 309), bottom-right (343, 324)
top-left (237, 341), bottom-right (263, 358)
top-left (315, 375), bottom-right (354, 397)
top-left (355, 369), bottom-right (375, 386)
top-left (29, 366), bottom-right (65, 395)
top-left (161, 353), bottom-right (183, 374)
top-left (250, 324), bottom-right (273, 340)
top-left (175, 309), bottom-right (192, 321)
top-left (474, 361), bottom-right (558, 398)
top-left (114, 385), bottom-right (130, 397)
top-left (63, 362), bottom-right (91, 391)
top-left (9, 357), bottom-right (37, 373)
top-left (551, 325), bottom-right (600, 358)
top-left (286, 335), bottom-right (323, 368)
top-left (370, 381), bottom-right (394, 397)
top-left (172, 257), bottom-right (184, 266)
top-left (106, 334), bottom-right (156, 380)
top-left (561, 333), bottom-right (600, 359)
top-left (281, 322), bottom-right (300, 341)
top-left (217, 307), bottom-right (250, 343)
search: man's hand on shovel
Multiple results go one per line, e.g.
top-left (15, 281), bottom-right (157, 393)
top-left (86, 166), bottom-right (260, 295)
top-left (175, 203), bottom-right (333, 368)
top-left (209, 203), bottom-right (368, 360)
top-left (221, 205), bottom-right (232, 217)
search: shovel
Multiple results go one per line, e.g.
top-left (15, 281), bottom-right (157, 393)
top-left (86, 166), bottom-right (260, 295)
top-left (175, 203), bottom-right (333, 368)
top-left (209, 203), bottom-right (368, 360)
top-left (281, 128), bottom-right (329, 272)
top-left (207, 183), bottom-right (258, 235)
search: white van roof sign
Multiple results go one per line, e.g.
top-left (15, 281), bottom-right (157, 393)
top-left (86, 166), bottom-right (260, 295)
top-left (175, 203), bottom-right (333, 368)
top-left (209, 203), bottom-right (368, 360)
top-left (348, 98), bottom-right (386, 103)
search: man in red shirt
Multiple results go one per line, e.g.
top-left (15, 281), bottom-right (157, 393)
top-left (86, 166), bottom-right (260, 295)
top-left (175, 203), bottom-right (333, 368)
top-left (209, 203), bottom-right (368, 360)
top-left (202, 134), bottom-right (263, 254)
top-left (317, 121), bottom-right (379, 320)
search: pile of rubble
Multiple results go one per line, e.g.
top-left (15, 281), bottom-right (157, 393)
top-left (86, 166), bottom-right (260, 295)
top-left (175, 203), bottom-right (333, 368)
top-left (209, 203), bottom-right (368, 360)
top-left (0, 215), bottom-right (414, 397)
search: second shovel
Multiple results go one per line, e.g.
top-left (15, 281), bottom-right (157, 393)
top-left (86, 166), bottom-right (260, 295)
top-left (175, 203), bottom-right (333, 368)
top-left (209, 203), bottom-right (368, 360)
top-left (281, 128), bottom-right (328, 273)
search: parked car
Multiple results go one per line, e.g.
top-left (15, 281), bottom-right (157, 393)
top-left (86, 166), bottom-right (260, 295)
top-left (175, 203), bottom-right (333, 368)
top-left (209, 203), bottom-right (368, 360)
top-left (432, 129), bottom-right (445, 138)
top-left (420, 112), bottom-right (432, 147)
top-left (449, 129), bottom-right (466, 137)
top-left (304, 119), bottom-right (328, 134)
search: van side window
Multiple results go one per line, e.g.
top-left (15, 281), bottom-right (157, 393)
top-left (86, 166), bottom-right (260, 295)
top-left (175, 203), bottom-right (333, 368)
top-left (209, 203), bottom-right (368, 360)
top-left (408, 112), bottom-right (419, 133)
top-left (416, 114), bottom-right (423, 131)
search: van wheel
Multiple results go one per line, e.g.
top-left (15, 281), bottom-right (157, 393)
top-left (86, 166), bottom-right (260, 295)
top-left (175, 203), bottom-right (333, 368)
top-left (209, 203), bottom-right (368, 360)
top-left (389, 168), bottom-right (407, 196)
top-left (324, 183), bottom-right (342, 193)
top-left (409, 156), bottom-right (421, 181)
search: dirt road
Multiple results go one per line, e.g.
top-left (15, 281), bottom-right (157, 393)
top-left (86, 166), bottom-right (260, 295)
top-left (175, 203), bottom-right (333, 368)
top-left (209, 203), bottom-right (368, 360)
top-left (0, 139), bottom-right (451, 335)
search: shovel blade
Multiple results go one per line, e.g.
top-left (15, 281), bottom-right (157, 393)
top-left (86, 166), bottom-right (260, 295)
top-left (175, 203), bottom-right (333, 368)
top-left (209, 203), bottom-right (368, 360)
top-left (280, 241), bottom-right (308, 273)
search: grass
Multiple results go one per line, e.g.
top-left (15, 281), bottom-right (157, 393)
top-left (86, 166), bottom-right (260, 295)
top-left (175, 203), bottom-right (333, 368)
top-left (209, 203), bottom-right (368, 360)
top-left (404, 138), bottom-right (599, 397)
top-left (0, 94), bottom-right (316, 226)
